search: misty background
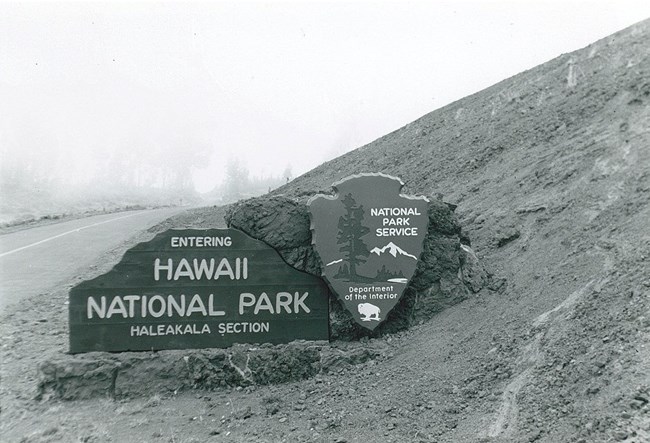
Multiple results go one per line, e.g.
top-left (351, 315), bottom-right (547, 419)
top-left (2, 1), bottom-right (649, 225)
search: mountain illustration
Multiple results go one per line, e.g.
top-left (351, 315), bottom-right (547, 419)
top-left (369, 242), bottom-right (418, 260)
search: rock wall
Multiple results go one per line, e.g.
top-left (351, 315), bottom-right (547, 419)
top-left (225, 195), bottom-right (489, 340)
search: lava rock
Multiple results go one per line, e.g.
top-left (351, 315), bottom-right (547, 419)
top-left (225, 195), bottom-right (487, 340)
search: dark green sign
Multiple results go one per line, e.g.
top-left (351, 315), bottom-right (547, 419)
top-left (69, 228), bottom-right (329, 353)
top-left (309, 173), bottom-right (429, 330)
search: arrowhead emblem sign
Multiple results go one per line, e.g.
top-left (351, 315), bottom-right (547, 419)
top-left (308, 173), bottom-right (429, 330)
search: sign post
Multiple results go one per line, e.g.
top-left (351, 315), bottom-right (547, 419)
top-left (309, 173), bottom-right (429, 330)
top-left (69, 228), bottom-right (329, 353)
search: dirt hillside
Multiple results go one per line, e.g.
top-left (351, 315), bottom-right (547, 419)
top-left (267, 18), bottom-right (650, 442)
top-left (1, 19), bottom-right (649, 443)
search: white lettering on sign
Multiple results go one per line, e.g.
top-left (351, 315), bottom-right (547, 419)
top-left (382, 217), bottom-right (410, 226)
top-left (130, 323), bottom-right (211, 336)
top-left (170, 236), bottom-right (232, 248)
top-left (218, 322), bottom-right (270, 334)
top-left (349, 285), bottom-right (395, 293)
top-left (369, 208), bottom-right (422, 237)
top-left (238, 292), bottom-right (310, 315)
top-left (375, 227), bottom-right (418, 236)
top-left (345, 285), bottom-right (399, 301)
top-left (153, 257), bottom-right (248, 281)
top-left (87, 294), bottom-right (226, 319)
top-left (370, 207), bottom-right (422, 217)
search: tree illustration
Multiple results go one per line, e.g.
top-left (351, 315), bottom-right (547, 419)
top-left (336, 193), bottom-right (370, 277)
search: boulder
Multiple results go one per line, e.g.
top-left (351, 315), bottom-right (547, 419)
top-left (460, 244), bottom-right (488, 293)
top-left (225, 195), bottom-right (488, 340)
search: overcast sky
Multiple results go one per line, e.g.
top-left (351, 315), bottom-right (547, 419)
top-left (2, 1), bottom-right (649, 193)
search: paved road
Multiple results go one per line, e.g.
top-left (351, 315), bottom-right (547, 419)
top-left (0, 208), bottom-right (184, 313)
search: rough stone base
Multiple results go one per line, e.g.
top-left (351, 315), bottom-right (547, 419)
top-left (37, 341), bottom-right (390, 401)
top-left (225, 195), bottom-right (490, 340)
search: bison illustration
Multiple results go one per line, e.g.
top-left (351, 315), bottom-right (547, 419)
top-left (357, 303), bottom-right (381, 321)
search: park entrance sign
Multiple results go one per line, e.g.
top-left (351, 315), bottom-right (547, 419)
top-left (309, 173), bottom-right (429, 330)
top-left (69, 228), bottom-right (329, 353)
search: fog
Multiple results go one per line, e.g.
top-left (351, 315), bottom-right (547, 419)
top-left (2, 1), bottom-right (649, 223)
